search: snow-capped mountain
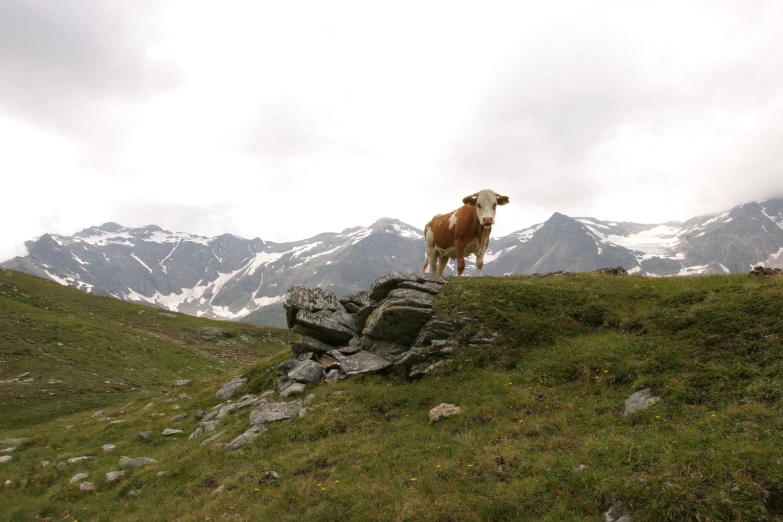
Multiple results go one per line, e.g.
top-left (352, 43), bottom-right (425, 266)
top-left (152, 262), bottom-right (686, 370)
top-left (4, 198), bottom-right (783, 327)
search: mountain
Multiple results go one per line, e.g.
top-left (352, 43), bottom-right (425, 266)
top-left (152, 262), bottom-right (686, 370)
top-left (2, 218), bottom-right (425, 327)
top-left (4, 198), bottom-right (783, 326)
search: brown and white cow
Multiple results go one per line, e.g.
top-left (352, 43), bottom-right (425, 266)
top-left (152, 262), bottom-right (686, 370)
top-left (421, 189), bottom-right (510, 277)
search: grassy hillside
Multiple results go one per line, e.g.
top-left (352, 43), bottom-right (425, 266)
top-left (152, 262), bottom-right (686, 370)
top-left (0, 268), bottom-right (298, 429)
top-left (1, 273), bottom-right (783, 521)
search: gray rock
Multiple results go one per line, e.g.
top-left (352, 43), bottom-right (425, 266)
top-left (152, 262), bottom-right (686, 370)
top-left (106, 470), bottom-right (126, 482)
top-left (298, 408), bottom-right (309, 418)
top-left (138, 431), bottom-right (151, 441)
top-left (102, 444), bottom-right (116, 451)
top-left (171, 379), bottom-right (191, 387)
top-left (292, 310), bottom-right (357, 345)
top-left (127, 488), bottom-right (142, 496)
top-left (200, 430), bottom-right (227, 446)
top-left (296, 351), bottom-right (316, 361)
top-left (67, 456), bottom-right (91, 464)
top-left (278, 358), bottom-right (300, 372)
top-left (56, 461), bottom-right (66, 468)
top-left (276, 375), bottom-right (294, 392)
top-left (368, 272), bottom-right (447, 301)
top-left (41, 460), bottom-right (50, 467)
top-left (194, 410), bottom-right (206, 419)
top-left (265, 470), bottom-right (280, 480)
top-left (0, 455), bottom-right (11, 464)
top-left (395, 348), bottom-right (428, 367)
top-left (304, 394), bottom-right (316, 406)
top-left (325, 369), bottom-right (347, 381)
top-left (604, 501), bottom-right (631, 522)
top-left (92, 410), bottom-right (107, 418)
top-left (0, 447), bottom-right (14, 453)
top-left (250, 400), bottom-right (303, 426)
top-left (202, 420), bottom-right (220, 432)
top-left (280, 382), bottom-right (306, 397)
top-left (215, 394), bottom-right (261, 419)
top-left (363, 301), bottom-right (433, 344)
top-left (288, 359), bottom-right (325, 383)
top-left (337, 351), bottom-right (393, 375)
top-left (386, 288), bottom-right (434, 307)
top-left (624, 388), bottom-right (660, 415)
top-left (169, 413), bottom-right (187, 422)
top-left (79, 481), bottom-right (95, 492)
top-left (120, 456), bottom-right (158, 468)
top-left (179, 393), bottom-right (192, 401)
top-left (398, 280), bottom-right (442, 295)
top-left (201, 410), bottom-right (217, 423)
top-left (291, 336), bottom-right (337, 355)
top-left (284, 286), bottom-right (342, 328)
top-left (356, 304), bottom-right (378, 334)
top-left (162, 429), bottom-right (183, 436)
top-left (228, 425), bottom-right (267, 449)
top-left (339, 291), bottom-right (371, 309)
top-left (70, 473), bottom-right (90, 484)
top-left (413, 319), bottom-right (461, 347)
top-left (215, 375), bottom-right (247, 400)
top-left (188, 428), bottom-right (203, 441)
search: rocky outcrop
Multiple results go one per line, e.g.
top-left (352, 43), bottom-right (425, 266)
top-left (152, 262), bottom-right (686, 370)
top-left (749, 265), bottom-right (782, 276)
top-left (277, 273), bottom-right (462, 396)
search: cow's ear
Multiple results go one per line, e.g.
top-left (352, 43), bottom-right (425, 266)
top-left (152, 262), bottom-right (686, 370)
top-left (462, 193), bottom-right (478, 206)
top-left (496, 194), bottom-right (510, 206)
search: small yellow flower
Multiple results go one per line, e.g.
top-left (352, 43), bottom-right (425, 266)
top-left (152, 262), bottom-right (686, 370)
top-left (603, 370), bottom-right (608, 373)
top-left (518, 419), bottom-right (524, 423)
top-left (410, 477), bottom-right (417, 481)
top-left (317, 483), bottom-right (322, 487)
top-left (711, 414), bottom-right (717, 418)
top-left (321, 487), bottom-right (326, 491)
top-left (436, 465), bottom-right (441, 469)
top-left (655, 416), bottom-right (660, 419)
top-left (467, 464), bottom-right (473, 467)
top-left (230, 507), bottom-right (234, 510)
top-left (254, 488), bottom-right (260, 491)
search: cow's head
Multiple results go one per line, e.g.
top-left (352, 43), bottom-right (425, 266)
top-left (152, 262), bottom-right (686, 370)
top-left (462, 190), bottom-right (510, 229)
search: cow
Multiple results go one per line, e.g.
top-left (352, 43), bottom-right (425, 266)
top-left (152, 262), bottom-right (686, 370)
top-left (421, 189), bottom-right (510, 277)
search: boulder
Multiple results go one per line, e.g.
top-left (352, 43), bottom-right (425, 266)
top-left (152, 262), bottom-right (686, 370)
top-left (288, 360), bottom-right (325, 383)
top-left (215, 394), bottom-right (262, 419)
top-left (385, 288), bottom-right (434, 307)
top-left (70, 473), bottom-right (89, 484)
top-left (363, 300), bottom-right (433, 343)
top-left (429, 403), bottom-right (462, 422)
top-left (215, 375), bottom-right (247, 400)
top-left (280, 383), bottom-right (306, 397)
top-left (162, 429), bottom-right (183, 436)
top-left (171, 379), bottom-right (191, 387)
top-left (250, 400), bottom-right (304, 426)
top-left (228, 425), bottom-right (267, 449)
top-left (105, 470), bottom-right (126, 482)
top-left (120, 456), bottom-right (158, 468)
top-left (356, 304), bottom-right (378, 334)
top-left (398, 280), bottom-right (442, 295)
top-left (339, 291), bottom-right (371, 313)
top-left (395, 348), bottom-right (428, 368)
top-left (79, 482), bottom-right (95, 492)
top-left (413, 319), bottom-right (461, 347)
top-left (292, 310), bottom-right (357, 345)
top-left (284, 286), bottom-right (342, 328)
top-left (368, 273), bottom-right (419, 301)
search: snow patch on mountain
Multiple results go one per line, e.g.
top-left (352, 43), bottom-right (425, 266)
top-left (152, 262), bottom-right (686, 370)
top-left (130, 253), bottom-right (153, 273)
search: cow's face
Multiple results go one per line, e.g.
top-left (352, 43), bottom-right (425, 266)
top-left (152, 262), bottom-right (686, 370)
top-left (463, 190), bottom-right (510, 229)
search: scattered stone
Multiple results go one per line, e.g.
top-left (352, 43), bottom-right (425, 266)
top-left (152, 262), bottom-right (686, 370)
top-left (162, 429), bottom-right (183, 436)
top-left (65, 425), bottom-right (75, 430)
top-left (171, 379), bottom-right (191, 387)
top-left (395, 348), bottom-right (428, 368)
top-left (429, 403), bottom-right (462, 422)
top-left (215, 375), bottom-right (247, 400)
top-left (624, 388), bottom-right (660, 415)
top-left (169, 412), bottom-right (188, 422)
top-left (325, 369), bottom-right (347, 381)
top-left (138, 431), bottom-right (151, 441)
top-left (575, 464), bottom-right (589, 472)
top-left (102, 444), bottom-right (116, 452)
top-left (280, 382), bottom-right (306, 397)
top-left (0, 438), bottom-right (27, 446)
top-left (202, 420), bottom-right (220, 433)
top-left (250, 400), bottom-right (303, 426)
top-left (304, 394), bottom-right (316, 406)
top-left (92, 410), bottom-right (107, 418)
top-left (41, 460), bottom-right (50, 468)
top-left (318, 354), bottom-right (341, 370)
top-left (214, 395), bottom-right (262, 419)
top-left (1, 447), bottom-right (15, 453)
top-left (290, 336), bottom-right (336, 356)
top-left (56, 461), bottom-right (66, 468)
top-left (128, 488), bottom-right (142, 496)
top-left (4, 480), bottom-right (11, 487)
top-left (265, 470), bottom-right (280, 480)
top-left (120, 456), bottom-right (158, 468)
top-left (194, 410), bottom-right (206, 419)
top-left (0, 456), bottom-right (11, 464)
top-left (67, 456), bottom-right (91, 464)
top-left (228, 425), bottom-right (267, 449)
top-left (200, 430), bottom-right (228, 446)
top-left (70, 473), bottom-right (89, 484)
top-left (156, 471), bottom-right (168, 476)
top-left (79, 481), bottom-right (95, 492)
top-left (188, 428), bottom-right (203, 441)
top-left (604, 501), bottom-right (631, 522)
top-left (298, 408), bottom-right (309, 418)
top-left (106, 470), bottom-right (126, 482)
top-left (179, 393), bottom-right (192, 401)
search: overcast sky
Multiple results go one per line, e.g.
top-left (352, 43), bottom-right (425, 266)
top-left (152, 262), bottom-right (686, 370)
top-left (2, 0), bottom-right (783, 261)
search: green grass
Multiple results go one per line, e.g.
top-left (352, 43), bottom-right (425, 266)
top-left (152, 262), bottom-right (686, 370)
top-left (1, 272), bottom-right (783, 521)
top-left (0, 268), bottom-right (298, 429)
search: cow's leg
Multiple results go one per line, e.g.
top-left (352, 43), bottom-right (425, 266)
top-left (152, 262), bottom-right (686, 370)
top-left (455, 241), bottom-right (466, 276)
top-left (424, 229), bottom-right (438, 274)
top-left (475, 251), bottom-right (485, 277)
top-left (437, 254), bottom-right (449, 276)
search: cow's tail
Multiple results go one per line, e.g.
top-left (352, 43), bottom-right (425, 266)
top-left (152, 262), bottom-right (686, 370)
top-left (421, 256), bottom-right (429, 272)
top-left (421, 222), bottom-right (431, 273)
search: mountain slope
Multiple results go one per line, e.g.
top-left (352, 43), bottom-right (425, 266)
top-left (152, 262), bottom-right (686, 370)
top-left (0, 267), bottom-right (296, 429)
